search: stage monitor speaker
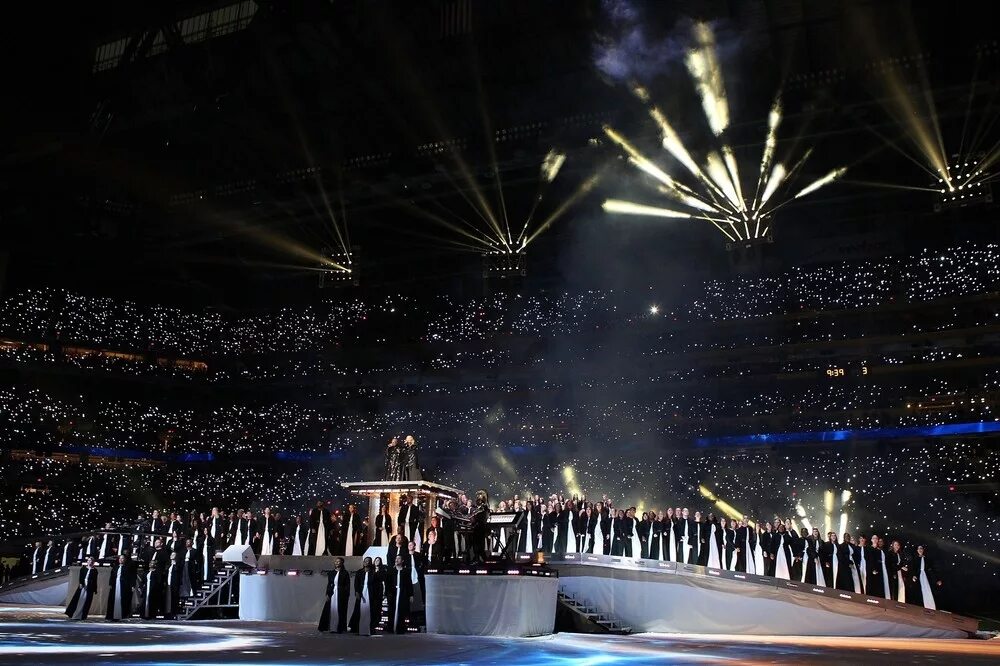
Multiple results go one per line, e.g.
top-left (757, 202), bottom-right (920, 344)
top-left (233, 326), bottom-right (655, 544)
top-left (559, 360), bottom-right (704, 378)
top-left (222, 545), bottom-right (257, 570)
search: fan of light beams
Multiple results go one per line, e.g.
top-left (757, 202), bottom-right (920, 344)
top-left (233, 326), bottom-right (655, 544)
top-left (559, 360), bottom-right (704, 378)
top-left (602, 22), bottom-right (846, 242)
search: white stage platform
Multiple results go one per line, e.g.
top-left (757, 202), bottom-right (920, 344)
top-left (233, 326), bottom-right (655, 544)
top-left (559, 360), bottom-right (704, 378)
top-left (543, 553), bottom-right (977, 638)
top-left (425, 572), bottom-right (557, 637)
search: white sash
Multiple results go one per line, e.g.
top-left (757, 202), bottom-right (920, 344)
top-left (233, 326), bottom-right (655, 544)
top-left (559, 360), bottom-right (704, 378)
top-left (328, 570), bottom-right (341, 631)
top-left (262, 518), bottom-right (273, 556)
top-left (708, 524), bottom-right (722, 569)
top-left (292, 526), bottom-right (303, 556)
top-left (774, 535), bottom-right (790, 580)
top-left (359, 571), bottom-right (371, 635)
top-left (918, 557), bottom-right (935, 609)
top-left (345, 517), bottom-right (355, 557)
top-left (113, 567), bottom-right (125, 620)
top-left (594, 517), bottom-right (605, 556)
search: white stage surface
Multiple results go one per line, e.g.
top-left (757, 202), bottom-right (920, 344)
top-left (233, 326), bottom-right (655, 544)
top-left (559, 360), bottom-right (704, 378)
top-left (544, 553), bottom-right (977, 639)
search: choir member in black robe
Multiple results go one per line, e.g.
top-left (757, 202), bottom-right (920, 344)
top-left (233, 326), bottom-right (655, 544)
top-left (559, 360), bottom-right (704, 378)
top-left (735, 518), bottom-right (757, 574)
top-left (318, 558), bottom-right (352, 633)
top-left (674, 508), bottom-right (698, 564)
top-left (423, 530), bottom-right (443, 566)
top-left (61, 538), bottom-right (78, 567)
top-left (801, 528), bottom-right (823, 584)
top-left (105, 555), bottom-right (134, 621)
top-left (150, 538), bottom-right (170, 570)
top-left (387, 534), bottom-right (407, 568)
top-left (308, 501), bottom-right (332, 557)
top-left (907, 545), bottom-right (942, 610)
top-left (516, 500), bottom-right (541, 553)
top-left (760, 523), bottom-right (775, 577)
top-left (401, 435), bottom-right (422, 481)
top-left (65, 558), bottom-right (99, 620)
top-left (164, 553), bottom-right (183, 619)
top-left (42, 540), bottom-right (56, 571)
top-left (207, 507), bottom-right (225, 544)
top-left (384, 437), bottom-right (403, 482)
top-left (385, 556), bottom-right (413, 634)
top-left (196, 528), bottom-right (215, 585)
top-left (554, 503), bottom-right (573, 554)
top-left (287, 514), bottom-right (308, 556)
top-left (637, 513), bottom-right (652, 559)
top-left (609, 509), bottom-right (627, 556)
top-left (767, 524), bottom-right (794, 580)
top-left (542, 503), bottom-right (557, 553)
top-left (397, 496), bottom-right (422, 544)
top-left (341, 504), bottom-right (363, 557)
top-left (861, 535), bottom-right (885, 597)
top-left (349, 557), bottom-right (379, 635)
top-left (371, 557), bottom-right (387, 629)
top-left (648, 511), bottom-right (662, 560)
top-left (374, 505), bottom-right (394, 547)
top-left (599, 505), bottom-right (613, 556)
top-left (181, 538), bottom-right (200, 599)
top-left (406, 541), bottom-right (427, 611)
top-left (886, 539), bottom-right (909, 602)
top-left (258, 508), bottom-right (279, 557)
top-left (724, 519), bottom-right (738, 570)
top-left (789, 528), bottom-right (805, 582)
top-left (700, 514), bottom-right (724, 569)
top-left (842, 533), bottom-right (862, 593)
top-left (143, 561), bottom-right (165, 619)
top-left (819, 532), bottom-right (853, 590)
top-left (30, 541), bottom-right (43, 575)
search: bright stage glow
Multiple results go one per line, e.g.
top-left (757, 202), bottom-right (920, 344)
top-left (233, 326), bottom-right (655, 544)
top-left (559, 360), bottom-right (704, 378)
top-left (0, 622), bottom-right (264, 656)
top-left (603, 199), bottom-right (692, 219)
top-left (649, 305), bottom-right (660, 315)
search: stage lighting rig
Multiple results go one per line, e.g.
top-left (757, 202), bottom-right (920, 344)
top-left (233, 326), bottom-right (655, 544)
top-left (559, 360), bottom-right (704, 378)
top-left (318, 246), bottom-right (359, 288)
top-left (482, 249), bottom-right (526, 280)
top-left (934, 157), bottom-right (992, 212)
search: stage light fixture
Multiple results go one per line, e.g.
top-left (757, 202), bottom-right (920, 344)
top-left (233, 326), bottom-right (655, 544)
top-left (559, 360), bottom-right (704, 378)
top-left (319, 246), bottom-right (360, 288)
top-left (482, 249), bottom-right (526, 279)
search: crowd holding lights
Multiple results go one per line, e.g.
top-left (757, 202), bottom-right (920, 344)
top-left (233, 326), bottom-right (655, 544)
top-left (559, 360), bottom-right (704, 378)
top-left (3, 243), bottom-right (1000, 610)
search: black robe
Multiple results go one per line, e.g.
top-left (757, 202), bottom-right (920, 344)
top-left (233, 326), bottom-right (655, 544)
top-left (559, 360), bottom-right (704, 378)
top-left (723, 527), bottom-right (737, 569)
top-left (675, 519), bottom-right (698, 564)
top-left (308, 507), bottom-right (332, 556)
top-left (397, 504), bottom-right (421, 543)
top-left (759, 531), bottom-right (775, 576)
top-left (736, 526), bottom-right (757, 573)
top-left (374, 514), bottom-right (393, 546)
top-left (516, 508), bottom-right (541, 552)
top-left (349, 567), bottom-right (380, 634)
top-left (637, 520), bottom-right (651, 559)
top-left (385, 566), bottom-right (413, 633)
top-left (907, 555), bottom-right (940, 608)
top-left (886, 550), bottom-right (909, 601)
top-left (318, 567), bottom-right (352, 632)
top-left (65, 567), bottom-right (98, 620)
top-left (648, 519), bottom-right (662, 560)
top-left (554, 510), bottom-right (572, 554)
top-left (164, 562), bottom-right (183, 619)
top-left (789, 532), bottom-right (805, 582)
top-left (819, 541), bottom-right (853, 590)
top-left (803, 537), bottom-right (823, 584)
top-left (340, 512), bottom-right (363, 556)
top-left (143, 568), bottom-right (165, 619)
top-left (864, 546), bottom-right (889, 598)
top-left (766, 532), bottom-right (794, 578)
top-left (610, 518), bottom-right (627, 556)
top-left (422, 540), bottom-right (444, 566)
top-left (387, 541), bottom-right (406, 568)
top-left (371, 565), bottom-right (387, 628)
top-left (542, 511), bottom-right (556, 553)
top-left (105, 562), bottom-right (134, 620)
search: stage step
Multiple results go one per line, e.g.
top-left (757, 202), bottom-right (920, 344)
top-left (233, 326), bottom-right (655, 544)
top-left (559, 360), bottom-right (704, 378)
top-left (557, 589), bottom-right (632, 635)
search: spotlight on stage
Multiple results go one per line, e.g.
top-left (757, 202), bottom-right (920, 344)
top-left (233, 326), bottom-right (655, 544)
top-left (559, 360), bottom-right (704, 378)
top-left (482, 249), bottom-right (526, 280)
top-left (318, 245), bottom-right (359, 288)
top-left (934, 156), bottom-right (992, 212)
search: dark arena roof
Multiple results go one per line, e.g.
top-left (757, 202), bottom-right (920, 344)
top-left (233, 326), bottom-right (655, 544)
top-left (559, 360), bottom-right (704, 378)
top-left (1, 0), bottom-right (1000, 630)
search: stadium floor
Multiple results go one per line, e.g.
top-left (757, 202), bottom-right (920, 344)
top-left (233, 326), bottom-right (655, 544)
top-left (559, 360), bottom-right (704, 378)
top-left (1, 605), bottom-right (999, 664)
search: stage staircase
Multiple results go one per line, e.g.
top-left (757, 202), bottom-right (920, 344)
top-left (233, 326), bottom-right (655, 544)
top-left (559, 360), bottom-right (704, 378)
top-left (557, 587), bottom-right (632, 635)
top-left (180, 562), bottom-right (240, 620)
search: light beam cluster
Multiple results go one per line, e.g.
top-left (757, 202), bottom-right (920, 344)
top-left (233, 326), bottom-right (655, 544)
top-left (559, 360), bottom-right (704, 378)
top-left (602, 22), bottom-right (846, 242)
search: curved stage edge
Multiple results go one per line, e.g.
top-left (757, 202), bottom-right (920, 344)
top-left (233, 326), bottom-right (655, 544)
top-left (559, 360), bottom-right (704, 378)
top-left (541, 552), bottom-right (976, 638)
